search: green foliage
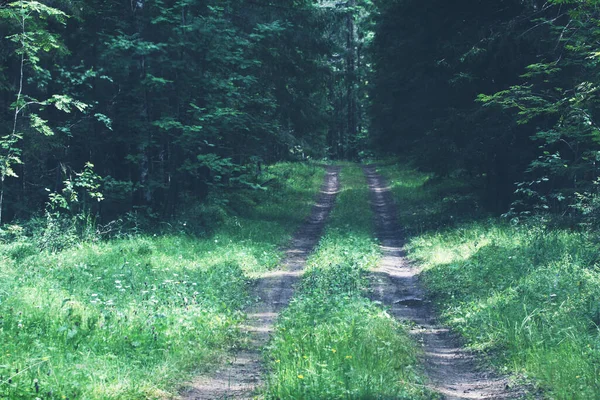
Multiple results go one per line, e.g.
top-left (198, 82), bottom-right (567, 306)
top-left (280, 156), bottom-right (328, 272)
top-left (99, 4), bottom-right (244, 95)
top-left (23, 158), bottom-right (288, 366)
top-left (264, 164), bottom-right (433, 399)
top-left (324, 1), bottom-right (376, 160)
top-left (29, 162), bottom-right (106, 251)
top-left (369, 0), bottom-right (555, 212)
top-left (471, 0), bottom-right (600, 220)
top-left (0, 0), bottom-right (94, 224)
top-left (47, 162), bottom-right (104, 214)
top-left (0, 0), bottom-right (340, 224)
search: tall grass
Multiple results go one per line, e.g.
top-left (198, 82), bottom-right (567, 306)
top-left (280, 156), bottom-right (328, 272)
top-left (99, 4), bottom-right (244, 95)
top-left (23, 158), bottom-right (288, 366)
top-left (379, 161), bottom-right (600, 399)
top-left (0, 162), bottom-right (324, 399)
top-left (264, 164), bottom-right (432, 399)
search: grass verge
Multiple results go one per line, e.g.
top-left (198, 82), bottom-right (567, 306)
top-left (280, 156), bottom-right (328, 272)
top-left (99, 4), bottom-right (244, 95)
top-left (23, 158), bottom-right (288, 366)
top-left (375, 159), bottom-right (481, 235)
top-left (0, 162), bottom-right (324, 399)
top-left (264, 163), bottom-right (431, 399)
top-left (378, 161), bottom-right (600, 399)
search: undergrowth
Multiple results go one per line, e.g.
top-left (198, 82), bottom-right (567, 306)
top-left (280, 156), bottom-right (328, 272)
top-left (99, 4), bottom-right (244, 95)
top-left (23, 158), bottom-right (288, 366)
top-left (0, 162), bottom-right (324, 399)
top-left (264, 163), bottom-right (432, 399)
top-left (377, 159), bottom-right (482, 235)
top-left (379, 161), bottom-right (600, 399)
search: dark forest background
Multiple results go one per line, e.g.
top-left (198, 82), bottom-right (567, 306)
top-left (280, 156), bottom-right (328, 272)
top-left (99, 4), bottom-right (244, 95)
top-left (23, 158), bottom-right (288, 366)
top-left (2, 0), bottom-right (600, 230)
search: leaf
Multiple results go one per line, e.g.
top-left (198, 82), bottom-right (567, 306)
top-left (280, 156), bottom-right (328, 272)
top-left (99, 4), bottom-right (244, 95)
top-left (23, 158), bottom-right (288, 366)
top-left (4, 167), bottom-right (18, 178)
top-left (30, 113), bottom-right (53, 136)
top-left (48, 94), bottom-right (88, 113)
top-left (94, 113), bottom-right (113, 130)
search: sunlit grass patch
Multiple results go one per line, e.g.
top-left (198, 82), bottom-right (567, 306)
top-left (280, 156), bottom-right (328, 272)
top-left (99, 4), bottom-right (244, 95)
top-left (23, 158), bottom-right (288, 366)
top-left (415, 225), bottom-right (600, 398)
top-left (0, 162), bottom-right (324, 399)
top-left (379, 161), bottom-right (600, 399)
top-left (264, 164), bottom-right (432, 399)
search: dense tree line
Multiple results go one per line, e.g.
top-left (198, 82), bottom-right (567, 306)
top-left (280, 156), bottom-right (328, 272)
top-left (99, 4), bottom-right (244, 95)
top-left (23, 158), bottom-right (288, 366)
top-left (0, 0), bottom-right (371, 226)
top-left (7, 0), bottom-right (600, 228)
top-left (371, 0), bottom-right (600, 222)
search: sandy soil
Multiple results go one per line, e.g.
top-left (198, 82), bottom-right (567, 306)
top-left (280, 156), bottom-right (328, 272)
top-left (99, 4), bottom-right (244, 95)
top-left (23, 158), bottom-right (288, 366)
top-left (179, 165), bottom-right (341, 400)
top-left (363, 165), bottom-right (527, 400)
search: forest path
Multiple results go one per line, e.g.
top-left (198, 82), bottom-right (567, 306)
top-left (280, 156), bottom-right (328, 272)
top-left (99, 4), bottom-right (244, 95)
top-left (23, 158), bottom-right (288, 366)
top-left (180, 165), bottom-right (341, 400)
top-left (363, 165), bottom-right (524, 400)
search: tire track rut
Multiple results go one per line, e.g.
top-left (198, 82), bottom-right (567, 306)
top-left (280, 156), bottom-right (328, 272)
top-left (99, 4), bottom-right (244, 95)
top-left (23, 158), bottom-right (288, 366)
top-left (180, 165), bottom-right (341, 400)
top-left (363, 165), bottom-right (525, 400)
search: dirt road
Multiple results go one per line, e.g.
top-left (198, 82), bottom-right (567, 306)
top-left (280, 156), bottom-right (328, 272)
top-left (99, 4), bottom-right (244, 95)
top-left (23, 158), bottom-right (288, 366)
top-left (363, 165), bottom-right (524, 400)
top-left (180, 165), bottom-right (340, 399)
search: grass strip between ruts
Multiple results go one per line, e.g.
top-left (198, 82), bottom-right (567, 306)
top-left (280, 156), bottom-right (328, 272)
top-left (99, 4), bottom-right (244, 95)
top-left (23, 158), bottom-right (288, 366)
top-left (264, 163), bottom-right (432, 399)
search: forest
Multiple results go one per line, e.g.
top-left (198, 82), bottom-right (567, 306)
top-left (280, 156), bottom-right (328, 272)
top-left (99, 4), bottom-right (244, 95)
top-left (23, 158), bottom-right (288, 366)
top-left (2, 0), bottom-right (600, 399)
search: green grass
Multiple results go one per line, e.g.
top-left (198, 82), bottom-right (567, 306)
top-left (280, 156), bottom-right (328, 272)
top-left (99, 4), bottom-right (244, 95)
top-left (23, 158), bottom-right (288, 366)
top-left (378, 161), bottom-right (600, 399)
top-left (264, 163), bottom-right (432, 400)
top-left (0, 162), bottom-right (324, 399)
top-left (376, 159), bottom-right (482, 235)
